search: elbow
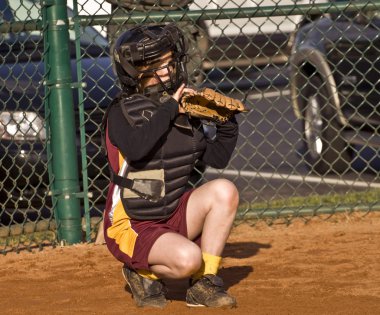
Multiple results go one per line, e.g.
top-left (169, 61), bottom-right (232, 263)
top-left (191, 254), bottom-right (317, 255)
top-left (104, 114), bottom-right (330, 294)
top-left (208, 158), bottom-right (230, 169)
top-left (202, 147), bottom-right (234, 169)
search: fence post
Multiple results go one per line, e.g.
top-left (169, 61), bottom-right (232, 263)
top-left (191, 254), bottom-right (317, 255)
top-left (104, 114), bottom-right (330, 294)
top-left (44, 0), bottom-right (82, 244)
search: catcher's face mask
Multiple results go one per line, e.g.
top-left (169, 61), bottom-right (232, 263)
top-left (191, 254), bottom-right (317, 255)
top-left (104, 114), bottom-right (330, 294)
top-left (137, 52), bottom-right (176, 90)
top-left (114, 23), bottom-right (188, 96)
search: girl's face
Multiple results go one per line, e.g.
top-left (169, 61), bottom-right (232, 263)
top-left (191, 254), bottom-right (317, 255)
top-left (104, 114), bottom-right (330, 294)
top-left (138, 52), bottom-right (174, 89)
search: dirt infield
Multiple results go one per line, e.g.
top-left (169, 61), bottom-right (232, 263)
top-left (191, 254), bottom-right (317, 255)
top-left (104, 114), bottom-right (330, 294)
top-left (1, 212), bottom-right (380, 315)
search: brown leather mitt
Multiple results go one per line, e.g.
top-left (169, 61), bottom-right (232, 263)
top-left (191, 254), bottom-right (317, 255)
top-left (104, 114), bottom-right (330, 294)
top-left (181, 88), bottom-right (249, 123)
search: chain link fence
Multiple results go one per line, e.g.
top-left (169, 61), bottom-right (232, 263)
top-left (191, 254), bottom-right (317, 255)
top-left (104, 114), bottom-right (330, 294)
top-left (1, 0), bottom-right (379, 253)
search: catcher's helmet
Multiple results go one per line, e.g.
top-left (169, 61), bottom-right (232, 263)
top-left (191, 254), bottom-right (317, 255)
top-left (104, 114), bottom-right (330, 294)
top-left (113, 23), bottom-right (188, 95)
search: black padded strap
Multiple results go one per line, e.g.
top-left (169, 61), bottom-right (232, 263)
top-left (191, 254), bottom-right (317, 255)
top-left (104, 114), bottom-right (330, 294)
top-left (110, 171), bottom-right (134, 189)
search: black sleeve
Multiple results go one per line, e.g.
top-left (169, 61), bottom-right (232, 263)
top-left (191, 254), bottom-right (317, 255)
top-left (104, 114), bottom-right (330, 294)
top-left (108, 98), bottom-right (179, 161)
top-left (201, 116), bottom-right (239, 169)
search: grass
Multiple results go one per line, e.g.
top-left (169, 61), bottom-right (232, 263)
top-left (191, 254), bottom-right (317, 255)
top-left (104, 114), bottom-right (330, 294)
top-left (237, 189), bottom-right (380, 220)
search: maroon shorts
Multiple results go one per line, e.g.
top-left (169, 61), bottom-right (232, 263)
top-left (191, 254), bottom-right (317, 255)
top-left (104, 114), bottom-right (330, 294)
top-left (105, 190), bottom-right (195, 270)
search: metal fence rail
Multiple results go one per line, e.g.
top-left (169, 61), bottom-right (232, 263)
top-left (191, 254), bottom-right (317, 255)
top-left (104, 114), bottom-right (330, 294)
top-left (1, 0), bottom-right (379, 253)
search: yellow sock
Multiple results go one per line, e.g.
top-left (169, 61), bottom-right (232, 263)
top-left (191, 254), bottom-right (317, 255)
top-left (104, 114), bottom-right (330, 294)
top-left (137, 269), bottom-right (159, 281)
top-left (192, 252), bottom-right (222, 280)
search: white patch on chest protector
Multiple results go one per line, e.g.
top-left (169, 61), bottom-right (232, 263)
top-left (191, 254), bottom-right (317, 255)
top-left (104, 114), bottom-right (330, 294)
top-left (142, 110), bottom-right (153, 121)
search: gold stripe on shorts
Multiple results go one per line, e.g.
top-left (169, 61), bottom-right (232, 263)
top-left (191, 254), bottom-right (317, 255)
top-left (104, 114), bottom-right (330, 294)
top-left (107, 199), bottom-right (137, 258)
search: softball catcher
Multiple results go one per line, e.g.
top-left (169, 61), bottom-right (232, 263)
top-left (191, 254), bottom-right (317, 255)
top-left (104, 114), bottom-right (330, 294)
top-left (102, 22), bottom-right (246, 308)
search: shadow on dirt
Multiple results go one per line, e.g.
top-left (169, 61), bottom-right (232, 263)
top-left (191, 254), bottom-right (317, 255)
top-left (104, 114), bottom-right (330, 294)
top-left (223, 241), bottom-right (272, 259)
top-left (219, 265), bottom-right (254, 289)
top-left (125, 242), bottom-right (270, 302)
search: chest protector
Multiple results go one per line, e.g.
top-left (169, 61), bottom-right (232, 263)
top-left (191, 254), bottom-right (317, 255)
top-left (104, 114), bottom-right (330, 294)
top-left (105, 94), bottom-right (207, 220)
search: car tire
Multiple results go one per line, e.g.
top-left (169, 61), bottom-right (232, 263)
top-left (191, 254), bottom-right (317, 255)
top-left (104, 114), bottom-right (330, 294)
top-left (300, 76), bottom-right (351, 174)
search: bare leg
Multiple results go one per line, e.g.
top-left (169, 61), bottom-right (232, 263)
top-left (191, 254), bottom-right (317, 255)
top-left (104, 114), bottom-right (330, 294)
top-left (186, 179), bottom-right (239, 255)
top-left (147, 179), bottom-right (238, 279)
top-left (148, 232), bottom-right (202, 279)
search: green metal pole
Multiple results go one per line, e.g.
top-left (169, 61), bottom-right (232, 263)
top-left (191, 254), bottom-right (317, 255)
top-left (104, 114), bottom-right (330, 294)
top-left (72, 0), bottom-right (91, 242)
top-left (44, 0), bottom-right (82, 244)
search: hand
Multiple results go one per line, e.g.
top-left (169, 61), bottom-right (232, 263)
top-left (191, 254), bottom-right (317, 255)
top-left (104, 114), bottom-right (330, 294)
top-left (172, 83), bottom-right (185, 102)
top-left (172, 84), bottom-right (196, 114)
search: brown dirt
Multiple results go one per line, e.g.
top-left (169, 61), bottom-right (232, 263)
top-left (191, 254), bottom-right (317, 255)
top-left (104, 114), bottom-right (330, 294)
top-left (1, 212), bottom-right (380, 315)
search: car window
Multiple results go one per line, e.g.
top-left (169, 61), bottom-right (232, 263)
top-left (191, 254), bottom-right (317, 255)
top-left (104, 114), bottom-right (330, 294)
top-left (2, 0), bottom-right (108, 48)
top-left (189, 0), bottom-right (328, 37)
top-left (8, 0), bottom-right (39, 21)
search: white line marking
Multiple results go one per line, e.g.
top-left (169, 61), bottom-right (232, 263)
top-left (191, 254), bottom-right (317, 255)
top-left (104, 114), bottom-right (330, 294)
top-left (248, 89), bottom-right (291, 100)
top-left (206, 169), bottom-right (380, 188)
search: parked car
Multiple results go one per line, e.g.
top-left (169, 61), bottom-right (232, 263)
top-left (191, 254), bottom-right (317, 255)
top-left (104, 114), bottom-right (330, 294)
top-left (93, 0), bottom-right (323, 71)
top-left (289, 4), bottom-right (380, 174)
top-left (0, 0), bottom-right (204, 224)
top-left (0, 0), bottom-right (119, 224)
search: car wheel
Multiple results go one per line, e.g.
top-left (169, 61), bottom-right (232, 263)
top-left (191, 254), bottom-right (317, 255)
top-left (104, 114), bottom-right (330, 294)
top-left (301, 76), bottom-right (351, 174)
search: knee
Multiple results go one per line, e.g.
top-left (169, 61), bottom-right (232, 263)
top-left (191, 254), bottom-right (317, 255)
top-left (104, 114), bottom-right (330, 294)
top-left (212, 179), bottom-right (239, 211)
top-left (174, 246), bottom-right (202, 278)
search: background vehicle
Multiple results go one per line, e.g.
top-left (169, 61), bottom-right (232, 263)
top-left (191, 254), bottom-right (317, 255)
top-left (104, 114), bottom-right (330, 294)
top-left (0, 0), bottom-right (214, 223)
top-left (78, 0), bottom-right (322, 70)
top-left (290, 4), bottom-right (380, 174)
top-left (0, 0), bottom-right (118, 224)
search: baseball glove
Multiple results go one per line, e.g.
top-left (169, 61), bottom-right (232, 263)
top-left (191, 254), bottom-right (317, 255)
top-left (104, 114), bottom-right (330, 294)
top-left (181, 88), bottom-right (249, 123)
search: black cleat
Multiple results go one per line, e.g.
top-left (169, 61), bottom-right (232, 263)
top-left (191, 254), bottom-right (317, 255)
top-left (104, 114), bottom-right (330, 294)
top-left (186, 274), bottom-right (237, 308)
top-left (122, 267), bottom-right (168, 308)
